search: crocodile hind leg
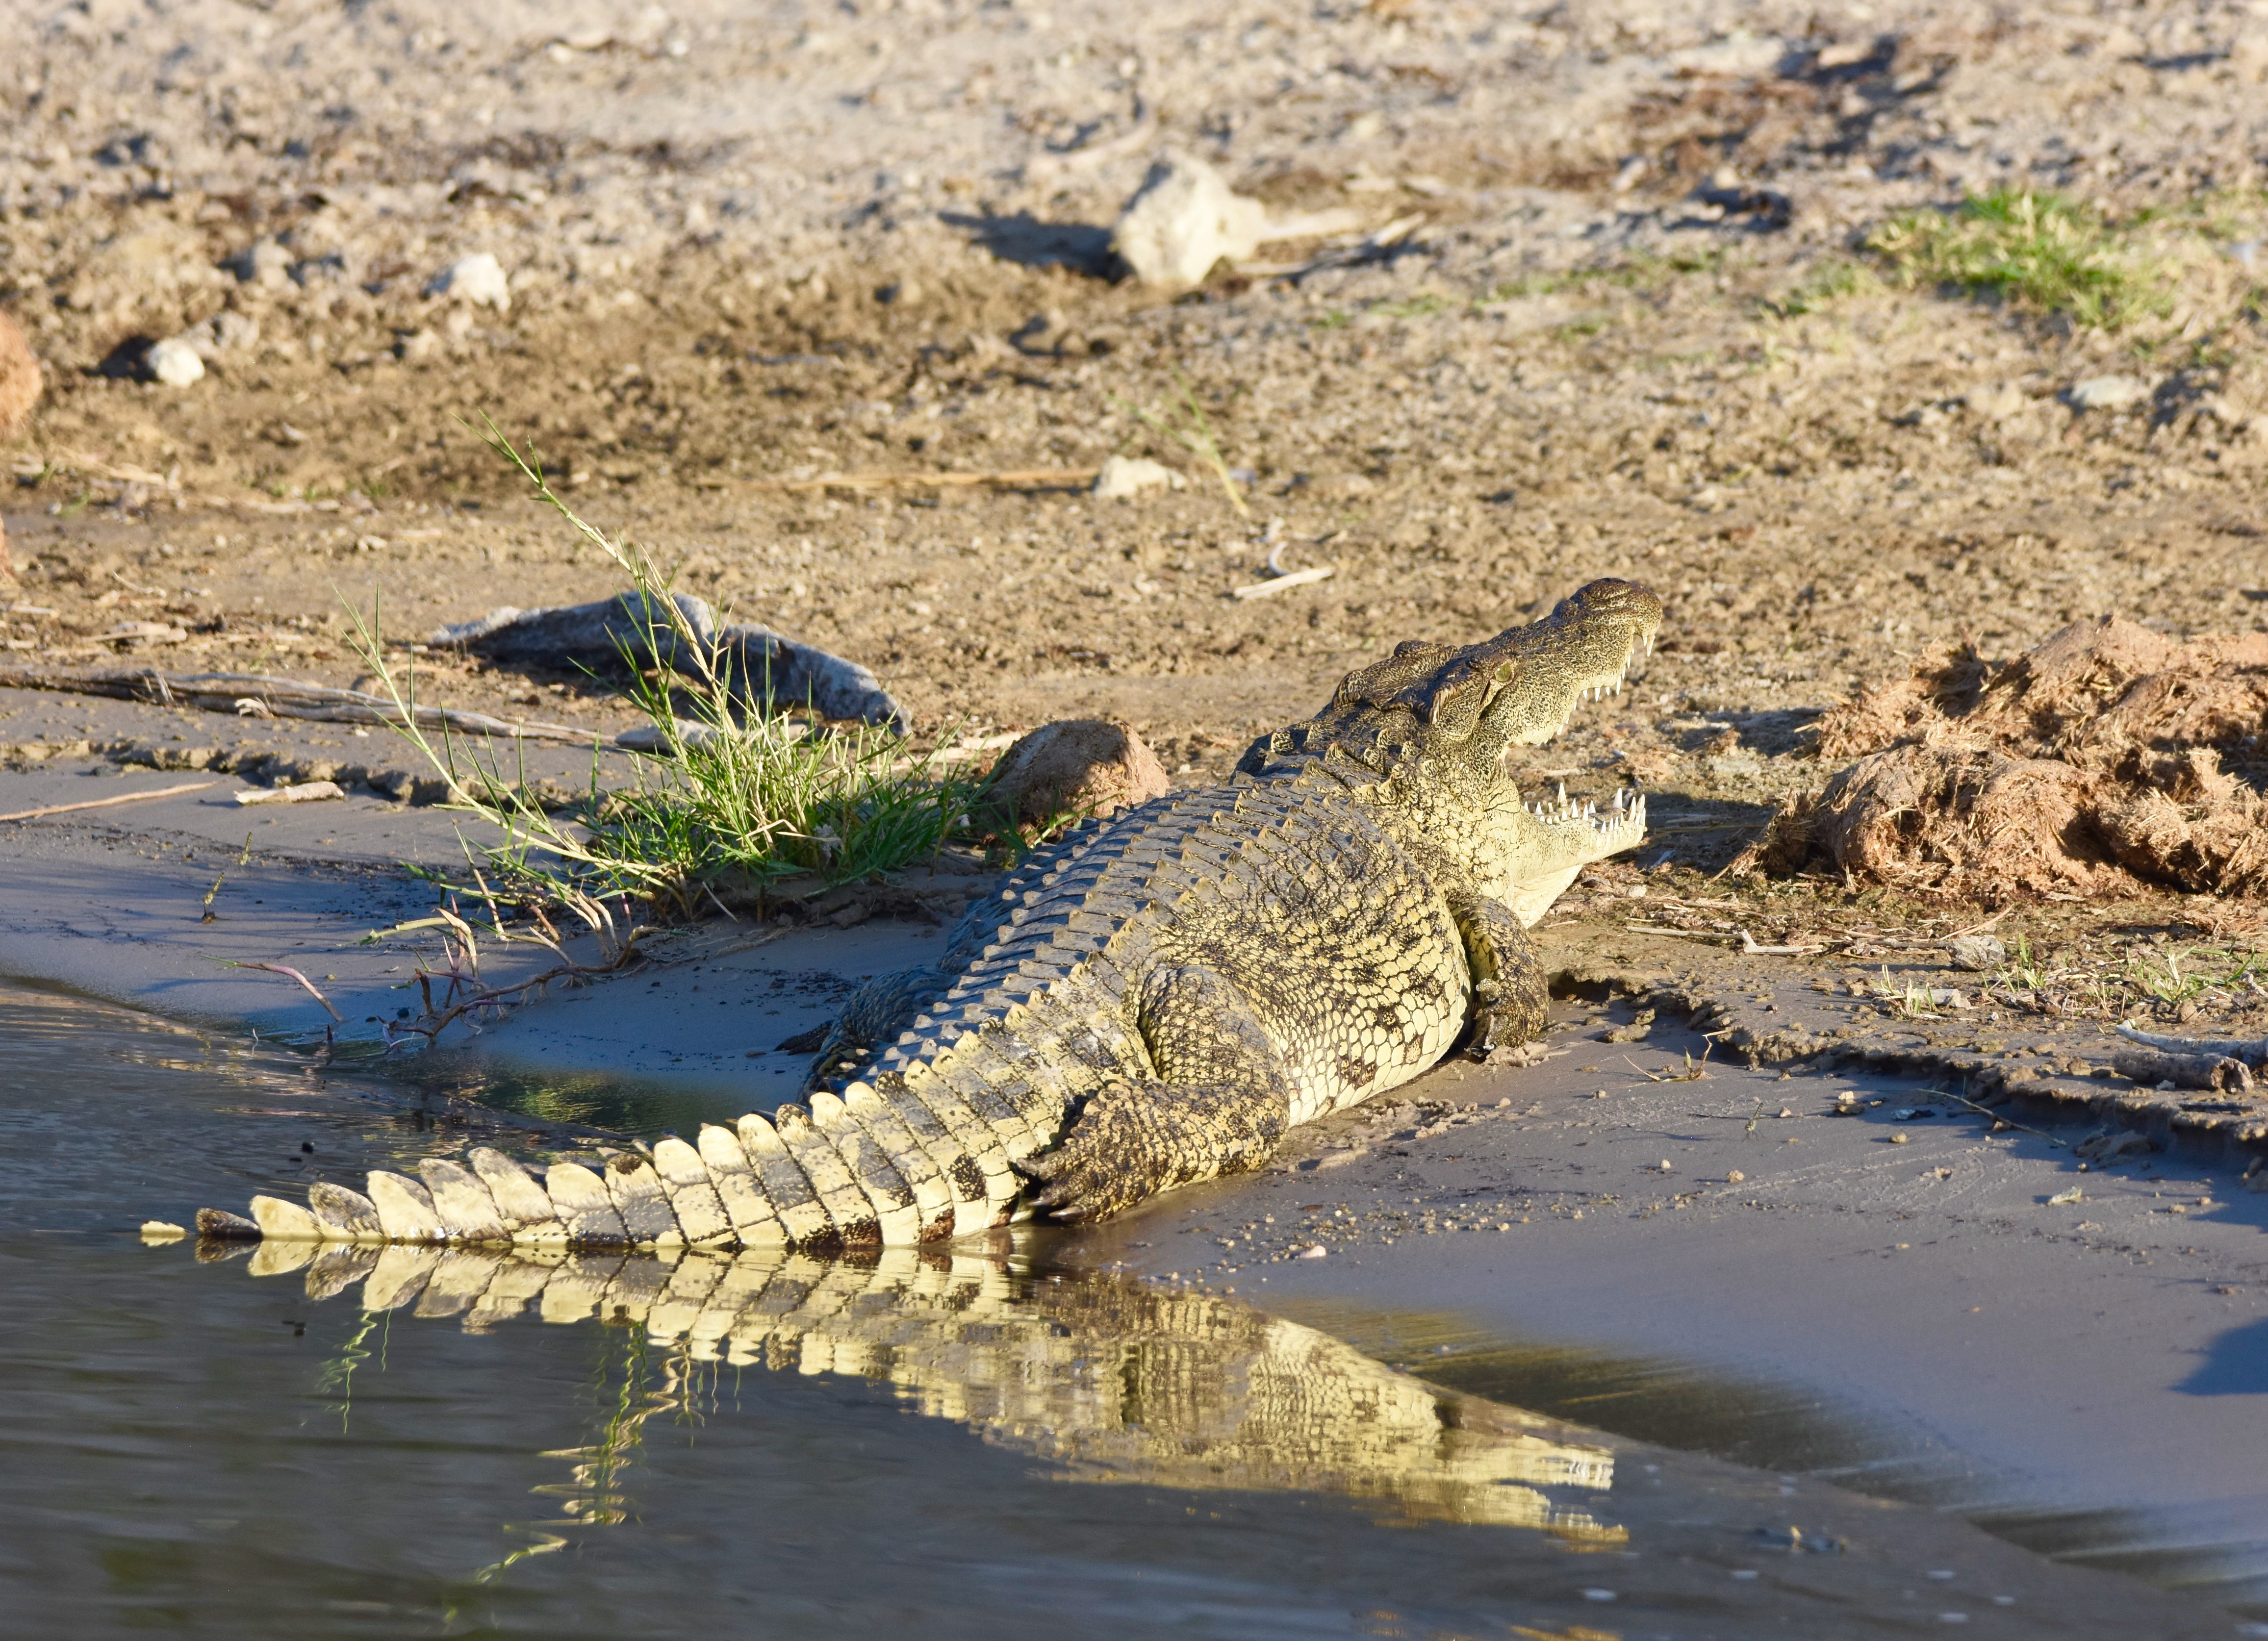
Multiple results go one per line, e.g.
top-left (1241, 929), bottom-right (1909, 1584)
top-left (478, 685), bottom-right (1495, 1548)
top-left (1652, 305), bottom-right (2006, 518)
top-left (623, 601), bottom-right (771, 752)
top-left (797, 964), bottom-right (951, 1089)
top-left (1023, 965), bottom-right (1290, 1223)
top-left (1447, 891), bottom-right (1551, 1064)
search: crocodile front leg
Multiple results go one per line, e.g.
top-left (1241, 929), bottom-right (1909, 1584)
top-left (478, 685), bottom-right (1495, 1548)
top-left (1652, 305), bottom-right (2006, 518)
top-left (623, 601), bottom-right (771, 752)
top-left (1022, 965), bottom-right (1290, 1223)
top-left (1448, 891), bottom-right (1550, 1063)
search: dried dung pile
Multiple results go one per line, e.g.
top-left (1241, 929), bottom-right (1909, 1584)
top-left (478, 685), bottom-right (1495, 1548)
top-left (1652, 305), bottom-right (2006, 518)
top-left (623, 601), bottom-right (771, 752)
top-left (1737, 616), bottom-right (2268, 899)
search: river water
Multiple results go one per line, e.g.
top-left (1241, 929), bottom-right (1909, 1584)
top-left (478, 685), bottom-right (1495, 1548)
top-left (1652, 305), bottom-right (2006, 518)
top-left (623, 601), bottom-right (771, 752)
top-left (0, 979), bottom-right (2252, 1639)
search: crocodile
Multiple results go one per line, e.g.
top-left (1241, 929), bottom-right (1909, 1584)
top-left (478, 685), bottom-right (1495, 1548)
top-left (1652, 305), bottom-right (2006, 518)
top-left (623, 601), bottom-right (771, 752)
top-left (195, 577), bottom-right (1662, 1251)
top-left (221, 1239), bottom-right (1623, 1540)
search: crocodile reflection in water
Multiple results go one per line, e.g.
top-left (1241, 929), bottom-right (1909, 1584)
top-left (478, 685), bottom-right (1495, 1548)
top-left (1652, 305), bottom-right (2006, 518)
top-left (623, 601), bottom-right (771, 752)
top-left (229, 1235), bottom-right (1624, 1545)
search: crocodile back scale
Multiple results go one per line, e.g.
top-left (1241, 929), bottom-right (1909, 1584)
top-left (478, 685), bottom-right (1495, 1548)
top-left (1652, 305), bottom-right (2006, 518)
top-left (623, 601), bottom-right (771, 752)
top-left (194, 579), bottom-right (1662, 1251)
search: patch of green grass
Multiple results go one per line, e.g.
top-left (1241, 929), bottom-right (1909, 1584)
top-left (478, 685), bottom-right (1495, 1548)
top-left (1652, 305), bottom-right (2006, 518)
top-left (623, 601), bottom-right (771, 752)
top-left (347, 421), bottom-right (986, 919)
top-left (1309, 308), bottom-right (1351, 330)
top-left (1867, 189), bottom-right (2173, 329)
top-left (1481, 248), bottom-right (1726, 306)
top-left (1373, 294), bottom-right (1446, 320)
top-left (1764, 258), bottom-right (1882, 318)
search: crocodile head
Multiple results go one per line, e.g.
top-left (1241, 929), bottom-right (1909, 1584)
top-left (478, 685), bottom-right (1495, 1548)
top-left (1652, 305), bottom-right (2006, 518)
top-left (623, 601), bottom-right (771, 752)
top-left (1239, 578), bottom-right (1663, 923)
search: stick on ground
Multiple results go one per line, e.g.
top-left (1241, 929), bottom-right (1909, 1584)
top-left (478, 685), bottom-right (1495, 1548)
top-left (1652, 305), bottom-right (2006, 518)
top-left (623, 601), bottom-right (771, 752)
top-left (0, 780), bottom-right (217, 822)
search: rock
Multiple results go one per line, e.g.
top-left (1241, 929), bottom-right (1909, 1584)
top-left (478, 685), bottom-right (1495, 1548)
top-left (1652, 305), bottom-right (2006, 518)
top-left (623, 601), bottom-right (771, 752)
top-left (1946, 934), bottom-right (2006, 971)
top-left (1962, 381), bottom-right (2028, 422)
top-left (2066, 375), bottom-right (2151, 411)
top-left (1092, 455), bottom-right (1186, 500)
top-left (185, 310), bottom-right (259, 361)
top-left (395, 328), bottom-right (441, 363)
top-left (101, 621), bottom-right (189, 644)
top-left (429, 252), bottom-right (511, 311)
top-left (223, 238), bottom-right (292, 289)
top-left (980, 719), bottom-right (1171, 833)
top-left (1111, 154), bottom-right (1271, 291)
top-left (144, 335), bottom-right (205, 387)
top-left (428, 592), bottom-right (908, 732)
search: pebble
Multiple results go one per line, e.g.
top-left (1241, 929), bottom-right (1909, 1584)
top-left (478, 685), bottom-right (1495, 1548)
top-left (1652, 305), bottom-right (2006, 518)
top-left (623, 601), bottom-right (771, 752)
top-left (1091, 455), bottom-right (1185, 500)
top-left (1946, 934), bottom-right (2006, 971)
top-left (1727, 1169), bottom-right (1746, 1185)
top-left (1110, 153), bottom-right (1270, 290)
top-left (2066, 374), bottom-right (2151, 411)
top-left (144, 336), bottom-right (205, 387)
top-left (226, 238), bottom-right (292, 289)
top-left (1890, 1132), bottom-right (1911, 1144)
top-left (1297, 1244), bottom-right (1327, 1259)
top-left (430, 252), bottom-right (511, 310)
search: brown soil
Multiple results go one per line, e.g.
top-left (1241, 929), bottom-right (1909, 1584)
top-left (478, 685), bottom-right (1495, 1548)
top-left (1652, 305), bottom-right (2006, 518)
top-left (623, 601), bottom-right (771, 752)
top-left (1739, 618), bottom-right (2268, 898)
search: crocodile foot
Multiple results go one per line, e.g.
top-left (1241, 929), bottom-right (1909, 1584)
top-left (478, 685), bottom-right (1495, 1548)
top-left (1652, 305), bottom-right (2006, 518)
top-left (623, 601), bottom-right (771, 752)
top-left (1023, 1077), bottom-right (1286, 1224)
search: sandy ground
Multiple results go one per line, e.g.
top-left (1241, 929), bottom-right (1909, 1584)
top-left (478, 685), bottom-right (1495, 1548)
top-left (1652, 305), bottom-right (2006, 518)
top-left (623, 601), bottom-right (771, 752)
top-left (5, 0), bottom-right (2268, 1617)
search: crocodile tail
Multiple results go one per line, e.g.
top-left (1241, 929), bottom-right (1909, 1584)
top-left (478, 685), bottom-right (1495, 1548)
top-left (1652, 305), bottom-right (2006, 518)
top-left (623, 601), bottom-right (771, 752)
top-left (192, 1097), bottom-right (1019, 1253)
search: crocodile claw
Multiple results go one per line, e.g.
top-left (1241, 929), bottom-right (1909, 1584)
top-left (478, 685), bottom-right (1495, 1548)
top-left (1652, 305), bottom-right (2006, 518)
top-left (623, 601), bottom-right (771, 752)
top-left (1018, 1101), bottom-right (1165, 1225)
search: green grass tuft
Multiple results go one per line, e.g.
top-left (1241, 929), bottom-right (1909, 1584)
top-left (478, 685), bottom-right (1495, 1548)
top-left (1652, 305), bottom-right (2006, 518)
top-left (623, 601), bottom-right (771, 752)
top-left (346, 419), bottom-right (987, 919)
top-left (1866, 189), bottom-right (2173, 329)
top-left (1764, 258), bottom-right (1882, 318)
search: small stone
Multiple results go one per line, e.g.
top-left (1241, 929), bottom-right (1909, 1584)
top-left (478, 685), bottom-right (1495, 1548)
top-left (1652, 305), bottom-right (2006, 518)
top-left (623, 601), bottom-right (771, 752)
top-left (186, 310), bottom-right (260, 362)
top-left (139, 1220), bottom-right (186, 1243)
top-left (1946, 934), bottom-right (2006, 972)
top-left (144, 336), bottom-right (205, 387)
top-left (1297, 1244), bottom-right (1328, 1259)
top-left (1962, 381), bottom-right (2028, 422)
top-left (1889, 1132), bottom-right (1910, 1144)
top-left (429, 252), bottom-right (511, 311)
top-left (225, 238), bottom-right (293, 288)
top-left (979, 719), bottom-right (1171, 833)
top-left (2066, 374), bottom-right (2151, 411)
top-left (1111, 153), bottom-right (1271, 290)
top-left (1092, 455), bottom-right (1186, 500)
top-left (1727, 1170), bottom-right (1746, 1184)
top-left (395, 328), bottom-right (441, 363)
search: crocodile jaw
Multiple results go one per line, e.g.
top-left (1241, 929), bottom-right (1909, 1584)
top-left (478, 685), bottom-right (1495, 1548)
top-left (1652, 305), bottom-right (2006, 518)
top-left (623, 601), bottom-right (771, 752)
top-left (1489, 582), bottom-right (1658, 749)
top-left (1500, 786), bottom-right (1648, 926)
